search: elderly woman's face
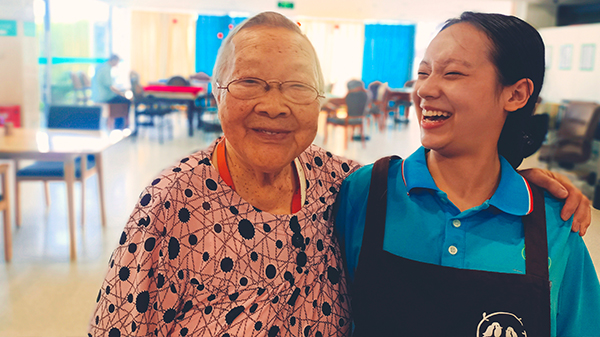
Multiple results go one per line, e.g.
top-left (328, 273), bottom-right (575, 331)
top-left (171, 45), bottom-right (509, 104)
top-left (217, 26), bottom-right (320, 174)
top-left (413, 23), bottom-right (509, 156)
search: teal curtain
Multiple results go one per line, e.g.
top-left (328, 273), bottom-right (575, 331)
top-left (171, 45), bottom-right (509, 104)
top-left (362, 23), bottom-right (415, 89)
top-left (195, 15), bottom-right (247, 77)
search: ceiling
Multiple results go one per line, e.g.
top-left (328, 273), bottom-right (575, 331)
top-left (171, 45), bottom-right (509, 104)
top-left (98, 0), bottom-right (600, 22)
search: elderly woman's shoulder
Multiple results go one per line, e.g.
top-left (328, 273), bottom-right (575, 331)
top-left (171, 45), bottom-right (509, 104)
top-left (301, 144), bottom-right (362, 178)
top-left (133, 147), bottom-right (216, 205)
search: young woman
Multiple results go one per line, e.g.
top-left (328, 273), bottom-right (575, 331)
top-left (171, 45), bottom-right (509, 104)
top-left (335, 12), bottom-right (600, 336)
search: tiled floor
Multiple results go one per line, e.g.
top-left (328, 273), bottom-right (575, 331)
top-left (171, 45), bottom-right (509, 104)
top-left (0, 110), bottom-right (599, 336)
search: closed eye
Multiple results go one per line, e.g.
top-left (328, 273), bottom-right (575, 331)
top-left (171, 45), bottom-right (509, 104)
top-left (237, 78), bottom-right (263, 86)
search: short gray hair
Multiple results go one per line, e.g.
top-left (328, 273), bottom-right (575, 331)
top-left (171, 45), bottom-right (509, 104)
top-left (211, 12), bottom-right (324, 99)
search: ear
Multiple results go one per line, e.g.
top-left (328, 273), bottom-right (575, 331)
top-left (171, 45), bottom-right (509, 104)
top-left (504, 78), bottom-right (534, 112)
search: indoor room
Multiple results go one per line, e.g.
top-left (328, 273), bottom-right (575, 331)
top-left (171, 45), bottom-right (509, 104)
top-left (1, 0), bottom-right (600, 335)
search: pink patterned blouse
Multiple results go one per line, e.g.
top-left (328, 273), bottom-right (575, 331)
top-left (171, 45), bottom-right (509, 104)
top-left (89, 140), bottom-right (360, 337)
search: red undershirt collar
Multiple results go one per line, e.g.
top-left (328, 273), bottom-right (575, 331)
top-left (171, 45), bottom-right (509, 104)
top-left (216, 138), bottom-right (302, 213)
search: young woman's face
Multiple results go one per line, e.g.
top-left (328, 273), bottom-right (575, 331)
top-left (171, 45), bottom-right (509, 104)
top-left (412, 23), bottom-right (510, 157)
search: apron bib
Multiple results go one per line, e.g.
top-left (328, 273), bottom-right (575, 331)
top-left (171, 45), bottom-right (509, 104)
top-left (351, 156), bottom-right (551, 337)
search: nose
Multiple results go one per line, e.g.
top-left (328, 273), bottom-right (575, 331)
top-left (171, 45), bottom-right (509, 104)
top-left (255, 84), bottom-right (292, 118)
top-left (415, 76), bottom-right (440, 101)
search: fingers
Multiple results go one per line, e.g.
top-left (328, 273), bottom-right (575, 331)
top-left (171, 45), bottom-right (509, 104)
top-left (574, 196), bottom-right (592, 236)
top-left (555, 172), bottom-right (591, 235)
top-left (519, 168), bottom-right (568, 199)
top-left (519, 168), bottom-right (592, 235)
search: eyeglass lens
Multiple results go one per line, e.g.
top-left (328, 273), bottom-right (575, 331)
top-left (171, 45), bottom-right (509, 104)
top-left (227, 78), bottom-right (318, 103)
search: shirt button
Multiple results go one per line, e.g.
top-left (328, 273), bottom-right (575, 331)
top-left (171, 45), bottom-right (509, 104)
top-left (452, 219), bottom-right (461, 228)
top-left (448, 245), bottom-right (458, 255)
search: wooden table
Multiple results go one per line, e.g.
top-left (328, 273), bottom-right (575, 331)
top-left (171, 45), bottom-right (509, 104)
top-left (0, 128), bottom-right (126, 260)
top-left (143, 85), bottom-right (205, 136)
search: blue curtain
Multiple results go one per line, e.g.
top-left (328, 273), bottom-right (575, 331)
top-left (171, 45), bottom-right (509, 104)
top-left (195, 15), bottom-right (247, 77)
top-left (362, 23), bottom-right (415, 89)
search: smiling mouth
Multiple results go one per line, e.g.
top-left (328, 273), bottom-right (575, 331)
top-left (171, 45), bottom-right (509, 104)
top-left (422, 109), bottom-right (451, 121)
top-left (254, 128), bottom-right (290, 135)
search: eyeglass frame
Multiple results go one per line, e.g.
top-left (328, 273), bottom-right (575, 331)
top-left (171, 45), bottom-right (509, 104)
top-left (216, 77), bottom-right (325, 105)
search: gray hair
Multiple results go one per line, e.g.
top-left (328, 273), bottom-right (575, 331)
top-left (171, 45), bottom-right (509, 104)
top-left (211, 12), bottom-right (325, 100)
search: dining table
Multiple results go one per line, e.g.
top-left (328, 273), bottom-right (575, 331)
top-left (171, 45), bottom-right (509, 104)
top-left (143, 85), bottom-right (205, 136)
top-left (0, 127), bottom-right (126, 260)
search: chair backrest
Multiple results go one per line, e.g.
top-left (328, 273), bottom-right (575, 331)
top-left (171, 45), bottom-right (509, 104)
top-left (79, 71), bottom-right (91, 88)
top-left (130, 71), bottom-right (145, 102)
top-left (557, 101), bottom-right (600, 142)
top-left (70, 72), bottom-right (83, 90)
top-left (167, 76), bottom-right (190, 86)
top-left (345, 90), bottom-right (369, 118)
top-left (47, 105), bottom-right (103, 130)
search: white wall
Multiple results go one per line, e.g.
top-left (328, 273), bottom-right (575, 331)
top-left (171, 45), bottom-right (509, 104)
top-left (0, 0), bottom-right (40, 128)
top-left (539, 23), bottom-right (600, 104)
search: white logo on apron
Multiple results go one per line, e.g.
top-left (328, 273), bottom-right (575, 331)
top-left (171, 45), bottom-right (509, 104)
top-left (477, 312), bottom-right (527, 337)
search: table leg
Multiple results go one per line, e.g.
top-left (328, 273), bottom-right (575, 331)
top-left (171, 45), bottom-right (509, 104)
top-left (96, 153), bottom-right (106, 227)
top-left (187, 101), bottom-right (195, 137)
top-left (80, 155), bottom-right (86, 228)
top-left (13, 160), bottom-right (20, 227)
top-left (64, 158), bottom-right (77, 260)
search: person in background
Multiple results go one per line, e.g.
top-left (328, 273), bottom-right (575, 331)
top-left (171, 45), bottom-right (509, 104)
top-left (89, 11), bottom-right (592, 337)
top-left (335, 12), bottom-right (600, 336)
top-left (91, 54), bottom-right (131, 109)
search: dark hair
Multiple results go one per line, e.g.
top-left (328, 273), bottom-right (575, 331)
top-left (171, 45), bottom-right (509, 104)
top-left (442, 12), bottom-right (547, 168)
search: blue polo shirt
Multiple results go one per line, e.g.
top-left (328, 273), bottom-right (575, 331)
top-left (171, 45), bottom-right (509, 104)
top-left (335, 147), bottom-right (600, 337)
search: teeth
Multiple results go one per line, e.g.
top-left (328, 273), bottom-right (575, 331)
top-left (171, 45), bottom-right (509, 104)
top-left (422, 109), bottom-right (450, 117)
top-left (259, 130), bottom-right (279, 135)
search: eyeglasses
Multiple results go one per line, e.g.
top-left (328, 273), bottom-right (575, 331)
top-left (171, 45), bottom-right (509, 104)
top-left (217, 77), bottom-right (323, 105)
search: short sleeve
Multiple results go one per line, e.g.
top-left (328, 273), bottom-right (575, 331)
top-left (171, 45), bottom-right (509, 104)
top-left (555, 233), bottom-right (600, 336)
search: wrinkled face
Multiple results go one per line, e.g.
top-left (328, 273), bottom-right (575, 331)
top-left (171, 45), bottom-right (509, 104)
top-left (216, 26), bottom-right (321, 174)
top-left (413, 23), bottom-right (509, 157)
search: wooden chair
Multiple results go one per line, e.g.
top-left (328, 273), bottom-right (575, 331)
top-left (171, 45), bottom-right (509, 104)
top-left (538, 101), bottom-right (600, 168)
top-left (166, 76), bottom-right (190, 86)
top-left (323, 90), bottom-right (369, 149)
top-left (0, 164), bottom-right (11, 261)
top-left (130, 72), bottom-right (174, 143)
top-left (70, 72), bottom-right (89, 105)
top-left (15, 105), bottom-right (105, 229)
top-left (367, 81), bottom-right (387, 131)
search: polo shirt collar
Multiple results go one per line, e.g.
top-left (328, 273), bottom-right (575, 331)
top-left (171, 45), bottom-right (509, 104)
top-left (402, 147), bottom-right (533, 216)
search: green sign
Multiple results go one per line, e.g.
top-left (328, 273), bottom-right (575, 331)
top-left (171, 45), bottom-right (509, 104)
top-left (278, 1), bottom-right (294, 9)
top-left (0, 20), bottom-right (17, 37)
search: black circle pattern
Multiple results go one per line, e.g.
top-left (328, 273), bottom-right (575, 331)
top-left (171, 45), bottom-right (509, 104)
top-left (89, 141), bottom-right (360, 337)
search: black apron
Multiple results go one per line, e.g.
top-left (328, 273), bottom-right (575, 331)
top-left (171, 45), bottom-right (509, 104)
top-left (351, 156), bottom-right (551, 337)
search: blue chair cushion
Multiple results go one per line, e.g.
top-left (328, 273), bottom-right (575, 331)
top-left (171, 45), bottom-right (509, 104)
top-left (327, 117), bottom-right (363, 126)
top-left (17, 154), bottom-right (96, 179)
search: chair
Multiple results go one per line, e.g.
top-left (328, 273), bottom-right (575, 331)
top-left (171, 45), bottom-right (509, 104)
top-left (70, 72), bottom-right (89, 105)
top-left (538, 101), bottom-right (600, 172)
top-left (0, 164), bottom-right (11, 261)
top-left (15, 105), bottom-right (105, 228)
top-left (323, 90), bottom-right (369, 149)
top-left (130, 72), bottom-right (174, 143)
top-left (166, 76), bottom-right (190, 86)
top-left (79, 71), bottom-right (92, 101)
top-left (195, 92), bottom-right (221, 131)
top-left (367, 81), bottom-right (387, 131)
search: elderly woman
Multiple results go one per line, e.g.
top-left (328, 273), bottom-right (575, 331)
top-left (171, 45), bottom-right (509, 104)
top-left (90, 12), bottom-right (590, 337)
top-left (336, 12), bottom-right (600, 336)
